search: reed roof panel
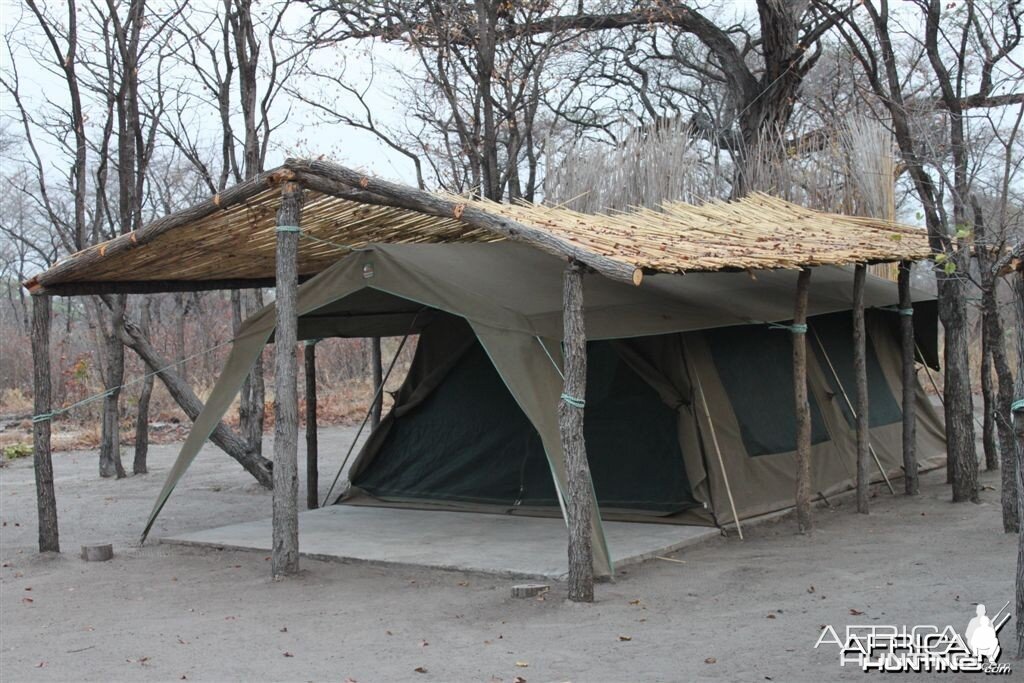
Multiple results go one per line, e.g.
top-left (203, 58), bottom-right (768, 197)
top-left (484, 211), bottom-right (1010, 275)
top-left (25, 159), bottom-right (932, 296)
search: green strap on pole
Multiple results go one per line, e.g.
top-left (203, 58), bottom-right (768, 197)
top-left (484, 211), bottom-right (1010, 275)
top-left (560, 393), bottom-right (586, 409)
top-left (275, 225), bottom-right (301, 233)
top-left (1012, 399), bottom-right (1024, 413)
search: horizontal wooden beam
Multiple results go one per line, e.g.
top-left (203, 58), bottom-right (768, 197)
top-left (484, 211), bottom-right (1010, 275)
top-left (24, 168), bottom-right (296, 294)
top-left (29, 276), bottom-right (313, 297)
top-left (286, 158), bottom-right (643, 286)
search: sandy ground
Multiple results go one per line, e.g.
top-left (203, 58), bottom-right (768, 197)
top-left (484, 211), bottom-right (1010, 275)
top-left (0, 425), bottom-right (1017, 682)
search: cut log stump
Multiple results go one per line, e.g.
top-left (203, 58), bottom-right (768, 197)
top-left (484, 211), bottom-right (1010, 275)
top-left (80, 544), bottom-right (113, 562)
top-left (511, 583), bottom-right (550, 599)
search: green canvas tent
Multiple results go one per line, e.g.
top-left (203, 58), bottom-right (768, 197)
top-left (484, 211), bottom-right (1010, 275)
top-left (142, 241), bottom-right (946, 578)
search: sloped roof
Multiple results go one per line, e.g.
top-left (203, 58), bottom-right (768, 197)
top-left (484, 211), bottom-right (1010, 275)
top-left (25, 158), bottom-right (931, 296)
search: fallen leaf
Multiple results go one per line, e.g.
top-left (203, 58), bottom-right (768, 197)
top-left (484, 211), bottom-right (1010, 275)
top-left (420, 640), bottom-right (429, 648)
top-left (628, 599), bottom-right (641, 605)
top-left (849, 608), bottom-right (865, 616)
top-left (618, 635), bottom-right (632, 641)
top-left (513, 677), bottom-right (527, 683)
top-left (22, 597), bottom-right (33, 604)
top-left (35, 662), bottom-right (46, 668)
top-left (344, 678), bottom-right (358, 683)
top-left (515, 661), bottom-right (529, 668)
top-left (385, 630), bottom-right (393, 636)
top-left (283, 652), bottom-right (294, 658)
top-left (766, 614), bottom-right (776, 619)
top-left (807, 586), bottom-right (815, 594)
top-left (414, 666), bottom-right (428, 674)
top-left (280, 627), bottom-right (288, 633)
top-left (705, 657), bottom-right (717, 664)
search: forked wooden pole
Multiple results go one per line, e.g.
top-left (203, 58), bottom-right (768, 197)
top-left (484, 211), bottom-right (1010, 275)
top-left (853, 264), bottom-right (870, 514)
top-left (793, 268), bottom-right (813, 534)
top-left (692, 367), bottom-right (743, 540)
top-left (559, 260), bottom-right (595, 603)
top-left (32, 295), bottom-right (59, 553)
top-left (272, 183), bottom-right (303, 578)
top-left (898, 261), bottom-right (919, 495)
top-left (304, 340), bottom-right (319, 510)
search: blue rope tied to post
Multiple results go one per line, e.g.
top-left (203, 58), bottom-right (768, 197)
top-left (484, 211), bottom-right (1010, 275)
top-left (757, 320), bottom-right (807, 334)
top-left (275, 224), bottom-right (301, 233)
top-left (878, 305), bottom-right (914, 316)
top-left (1012, 399), bottom-right (1024, 413)
top-left (31, 338), bottom-right (235, 424)
top-left (561, 393), bottom-right (586, 409)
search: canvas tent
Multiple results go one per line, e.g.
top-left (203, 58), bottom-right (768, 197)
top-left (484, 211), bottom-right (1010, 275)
top-left (138, 241), bottom-right (945, 577)
top-left (25, 159), bottom-right (946, 580)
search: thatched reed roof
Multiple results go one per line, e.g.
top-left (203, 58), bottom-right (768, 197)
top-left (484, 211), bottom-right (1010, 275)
top-left (25, 158), bottom-right (931, 296)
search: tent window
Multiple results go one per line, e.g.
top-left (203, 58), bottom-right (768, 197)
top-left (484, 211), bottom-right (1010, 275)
top-left (705, 324), bottom-right (831, 457)
top-left (809, 312), bottom-right (902, 429)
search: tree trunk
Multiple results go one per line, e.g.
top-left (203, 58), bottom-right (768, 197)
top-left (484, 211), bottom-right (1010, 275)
top-left (32, 295), bottom-right (59, 553)
top-left (118, 316), bottom-right (273, 487)
top-left (981, 342), bottom-right (999, 471)
top-left (99, 295), bottom-right (127, 479)
top-left (793, 268), bottom-right (812, 534)
top-left (559, 260), bottom-right (594, 602)
top-left (133, 298), bottom-right (154, 475)
top-left (305, 341), bottom-right (319, 510)
top-left (982, 285), bottom-right (1019, 533)
top-left (370, 337), bottom-right (383, 429)
top-left (272, 184), bottom-right (303, 578)
top-left (898, 262), bottom-right (919, 495)
top-left (1014, 400), bottom-right (1024, 658)
top-left (234, 290), bottom-right (265, 459)
top-left (853, 265), bottom-right (870, 514)
top-left (938, 276), bottom-right (978, 502)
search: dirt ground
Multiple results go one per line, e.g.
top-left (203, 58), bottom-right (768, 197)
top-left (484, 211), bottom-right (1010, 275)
top-left (0, 426), bottom-right (1017, 682)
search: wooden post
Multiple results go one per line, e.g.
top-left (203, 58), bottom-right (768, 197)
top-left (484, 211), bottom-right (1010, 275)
top-left (898, 261), bottom-right (919, 495)
top-left (272, 183), bottom-right (303, 578)
top-left (853, 264), bottom-right (870, 514)
top-left (304, 340), bottom-right (319, 510)
top-left (370, 337), bottom-right (383, 429)
top-left (793, 268), bottom-right (813, 534)
top-left (559, 260), bottom-right (595, 602)
top-left (1013, 399), bottom-right (1024, 658)
top-left (32, 295), bottom-right (59, 553)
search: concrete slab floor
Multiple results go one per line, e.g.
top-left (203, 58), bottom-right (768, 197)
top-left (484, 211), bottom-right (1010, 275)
top-left (161, 505), bottom-right (718, 580)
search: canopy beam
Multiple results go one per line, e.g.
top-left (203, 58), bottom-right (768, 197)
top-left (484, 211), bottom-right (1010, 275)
top-left (853, 264), bottom-right (870, 514)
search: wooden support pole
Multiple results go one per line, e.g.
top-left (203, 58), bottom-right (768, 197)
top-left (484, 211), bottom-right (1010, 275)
top-left (793, 268), bottom-right (813, 535)
top-left (304, 341), bottom-right (319, 510)
top-left (898, 261), bottom-right (919, 495)
top-left (559, 260), bottom-right (595, 602)
top-left (853, 264), bottom-right (870, 515)
top-left (272, 183), bottom-right (303, 578)
top-left (32, 295), bottom-right (59, 553)
top-left (370, 337), bottom-right (383, 429)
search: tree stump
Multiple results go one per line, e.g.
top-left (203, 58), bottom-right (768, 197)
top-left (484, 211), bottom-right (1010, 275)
top-left (80, 544), bottom-right (113, 562)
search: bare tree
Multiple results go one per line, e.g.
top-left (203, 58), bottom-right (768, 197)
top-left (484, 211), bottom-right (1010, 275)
top-left (821, 0), bottom-right (1023, 505)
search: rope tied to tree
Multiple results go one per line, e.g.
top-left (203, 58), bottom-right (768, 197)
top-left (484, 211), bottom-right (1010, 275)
top-left (275, 224), bottom-right (301, 233)
top-left (560, 393), bottom-right (586, 409)
top-left (31, 338), bottom-right (235, 424)
top-left (1012, 399), bottom-right (1024, 413)
top-left (878, 305), bottom-right (914, 316)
